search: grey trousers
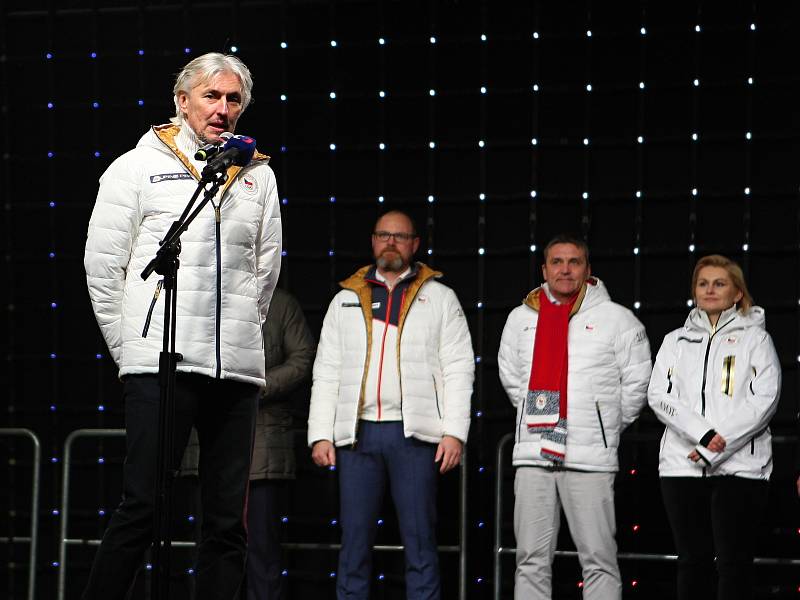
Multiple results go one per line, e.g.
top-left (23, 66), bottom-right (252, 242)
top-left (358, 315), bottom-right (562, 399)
top-left (513, 467), bottom-right (621, 600)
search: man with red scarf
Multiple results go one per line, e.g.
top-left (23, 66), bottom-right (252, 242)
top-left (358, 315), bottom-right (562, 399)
top-left (498, 234), bottom-right (652, 600)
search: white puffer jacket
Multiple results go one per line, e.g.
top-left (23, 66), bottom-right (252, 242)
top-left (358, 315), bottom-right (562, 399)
top-left (648, 306), bottom-right (781, 480)
top-left (307, 263), bottom-right (474, 446)
top-left (498, 279), bottom-right (652, 471)
top-left (84, 125), bottom-right (282, 387)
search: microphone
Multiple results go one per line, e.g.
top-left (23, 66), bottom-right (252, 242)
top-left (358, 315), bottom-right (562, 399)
top-left (201, 133), bottom-right (257, 180)
top-left (194, 142), bottom-right (222, 161)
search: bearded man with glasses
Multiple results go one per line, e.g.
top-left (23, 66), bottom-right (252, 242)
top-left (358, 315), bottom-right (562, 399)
top-left (307, 209), bottom-right (475, 600)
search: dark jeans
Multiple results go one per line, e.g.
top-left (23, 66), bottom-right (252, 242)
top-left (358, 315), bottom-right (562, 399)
top-left (660, 476), bottom-right (769, 600)
top-left (82, 373), bottom-right (258, 600)
top-left (337, 421), bottom-right (440, 600)
top-left (245, 480), bottom-right (286, 600)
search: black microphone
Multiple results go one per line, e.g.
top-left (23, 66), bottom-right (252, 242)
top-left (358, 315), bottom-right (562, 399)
top-left (194, 142), bottom-right (222, 161)
top-left (201, 133), bottom-right (257, 180)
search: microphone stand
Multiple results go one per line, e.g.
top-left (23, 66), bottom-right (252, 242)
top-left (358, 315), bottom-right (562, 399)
top-left (140, 165), bottom-right (228, 600)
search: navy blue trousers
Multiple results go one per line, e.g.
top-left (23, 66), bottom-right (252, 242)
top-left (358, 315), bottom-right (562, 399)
top-left (245, 480), bottom-right (285, 600)
top-left (336, 421), bottom-right (440, 600)
top-left (82, 373), bottom-right (258, 600)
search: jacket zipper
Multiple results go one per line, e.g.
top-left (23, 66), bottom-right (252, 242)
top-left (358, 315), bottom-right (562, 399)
top-left (750, 437), bottom-right (754, 455)
top-left (375, 285), bottom-right (393, 421)
top-left (214, 203), bottom-right (222, 378)
top-left (699, 317), bottom-right (733, 476)
top-left (141, 279), bottom-right (164, 338)
top-left (595, 401), bottom-right (608, 448)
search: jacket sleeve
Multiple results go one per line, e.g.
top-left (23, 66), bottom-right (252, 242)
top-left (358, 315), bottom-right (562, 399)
top-left (307, 295), bottom-right (342, 446)
top-left (83, 157), bottom-right (143, 367)
top-left (696, 330), bottom-right (782, 468)
top-left (255, 166), bottom-right (282, 323)
top-left (615, 319), bottom-right (652, 429)
top-left (438, 288), bottom-right (475, 443)
top-left (263, 293), bottom-right (316, 402)
top-left (647, 332), bottom-right (716, 443)
top-left (498, 308), bottom-right (525, 408)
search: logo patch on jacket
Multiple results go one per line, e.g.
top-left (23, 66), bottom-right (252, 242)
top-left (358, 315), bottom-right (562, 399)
top-left (239, 175), bottom-right (258, 194)
top-left (417, 295), bottom-right (428, 303)
top-left (150, 172), bottom-right (193, 183)
top-left (341, 302), bottom-right (360, 308)
top-left (725, 336), bottom-right (738, 344)
top-left (585, 324), bottom-right (595, 332)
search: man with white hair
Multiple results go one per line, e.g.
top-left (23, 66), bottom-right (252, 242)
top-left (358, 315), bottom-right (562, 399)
top-left (82, 53), bottom-right (281, 599)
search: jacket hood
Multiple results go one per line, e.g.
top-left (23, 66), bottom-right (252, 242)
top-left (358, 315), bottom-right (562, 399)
top-left (523, 276), bottom-right (609, 316)
top-left (684, 305), bottom-right (766, 334)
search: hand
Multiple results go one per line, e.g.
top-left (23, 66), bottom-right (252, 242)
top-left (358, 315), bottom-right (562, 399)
top-left (312, 440), bottom-right (336, 467)
top-left (434, 435), bottom-right (463, 474)
top-left (688, 450), bottom-right (701, 462)
top-left (706, 433), bottom-right (726, 453)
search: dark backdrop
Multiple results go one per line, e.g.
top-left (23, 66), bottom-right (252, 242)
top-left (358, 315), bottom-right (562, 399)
top-left (1, 1), bottom-right (798, 599)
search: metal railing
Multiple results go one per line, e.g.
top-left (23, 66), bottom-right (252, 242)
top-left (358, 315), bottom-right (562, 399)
top-left (0, 428), bottom-right (42, 600)
top-left (493, 432), bottom-right (800, 600)
top-left (56, 428), bottom-right (469, 600)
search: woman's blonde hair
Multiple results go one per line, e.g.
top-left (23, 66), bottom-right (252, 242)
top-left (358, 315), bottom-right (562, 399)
top-left (691, 254), bottom-right (753, 313)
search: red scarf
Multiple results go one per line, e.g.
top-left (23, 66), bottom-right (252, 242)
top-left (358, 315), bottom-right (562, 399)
top-left (525, 290), bottom-right (577, 462)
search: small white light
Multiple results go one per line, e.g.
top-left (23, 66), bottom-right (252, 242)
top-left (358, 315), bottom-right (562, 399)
top-left (230, 45), bottom-right (238, 53)
top-left (633, 247), bottom-right (640, 255)
top-left (379, 143), bottom-right (386, 150)
top-left (586, 30), bottom-right (592, 37)
top-left (378, 195), bottom-right (385, 203)
top-left (582, 192), bottom-right (589, 199)
top-left (480, 86), bottom-right (487, 94)
top-left (330, 40), bottom-right (337, 47)
top-left (479, 193), bottom-right (486, 201)
top-left (430, 36), bottom-right (437, 44)
top-left (583, 137), bottom-right (589, 146)
top-left (689, 243), bottom-right (696, 252)
top-left (429, 89), bottom-right (436, 96)
top-left (750, 23), bottom-right (756, 31)
top-left (427, 195), bottom-right (435, 203)
top-left (379, 90), bottom-right (386, 98)
top-left (530, 190), bottom-right (537, 198)
top-left (635, 190), bottom-right (642, 198)
top-left (478, 140), bottom-right (485, 148)
top-left (481, 34), bottom-right (487, 42)
top-left (692, 132), bottom-right (699, 141)
top-left (533, 32), bottom-right (540, 39)
top-left (531, 138), bottom-right (538, 146)
top-left (637, 135), bottom-right (644, 144)
top-left (695, 24), bottom-right (701, 33)
top-left (530, 244), bottom-right (537, 252)
top-left (329, 143), bottom-right (336, 151)
top-left (687, 299), bottom-right (694, 307)
top-left (693, 78), bottom-right (700, 87)
top-left (427, 248), bottom-right (433, 255)
top-left (747, 77), bottom-right (754, 85)
top-left (745, 131), bottom-right (752, 140)
top-left (742, 243), bottom-right (749, 251)
top-left (280, 42), bottom-right (288, 49)
top-left (532, 83), bottom-right (540, 92)
top-left (280, 94), bottom-right (287, 101)
top-left (378, 37), bottom-right (385, 45)
top-left (429, 141), bottom-right (436, 149)
top-left (640, 27), bottom-right (647, 35)
top-left (639, 81), bottom-right (645, 90)
top-left (329, 91), bottom-right (337, 99)
top-left (691, 188), bottom-right (698, 196)
top-left (586, 83), bottom-right (592, 92)
top-left (634, 301), bottom-right (641, 309)
top-left (478, 247), bottom-right (485, 255)
top-left (744, 187), bottom-right (750, 195)
top-left (477, 301), bottom-right (484, 308)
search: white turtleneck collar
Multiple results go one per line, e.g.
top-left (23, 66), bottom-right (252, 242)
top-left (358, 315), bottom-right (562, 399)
top-left (175, 125), bottom-right (209, 175)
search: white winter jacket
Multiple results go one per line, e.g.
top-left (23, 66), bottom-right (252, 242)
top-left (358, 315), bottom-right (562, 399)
top-left (307, 263), bottom-right (474, 446)
top-left (84, 125), bottom-right (282, 387)
top-left (498, 279), bottom-right (652, 471)
top-left (648, 306), bottom-right (780, 480)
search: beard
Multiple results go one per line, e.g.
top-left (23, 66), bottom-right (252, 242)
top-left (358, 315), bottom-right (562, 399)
top-left (376, 250), bottom-right (405, 272)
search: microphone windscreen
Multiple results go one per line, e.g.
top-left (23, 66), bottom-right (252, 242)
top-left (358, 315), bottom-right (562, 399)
top-left (223, 135), bottom-right (257, 167)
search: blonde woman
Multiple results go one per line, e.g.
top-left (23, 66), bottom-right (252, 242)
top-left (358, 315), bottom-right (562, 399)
top-left (648, 255), bottom-right (781, 600)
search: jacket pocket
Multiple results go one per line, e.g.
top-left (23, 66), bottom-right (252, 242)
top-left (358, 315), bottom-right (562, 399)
top-left (432, 374), bottom-right (441, 419)
top-left (595, 400), bottom-right (608, 448)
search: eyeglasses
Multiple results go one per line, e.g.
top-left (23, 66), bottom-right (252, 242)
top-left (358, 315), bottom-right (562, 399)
top-left (373, 230), bottom-right (416, 243)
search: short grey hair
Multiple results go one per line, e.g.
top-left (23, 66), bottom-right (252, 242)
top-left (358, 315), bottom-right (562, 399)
top-left (170, 52), bottom-right (254, 125)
